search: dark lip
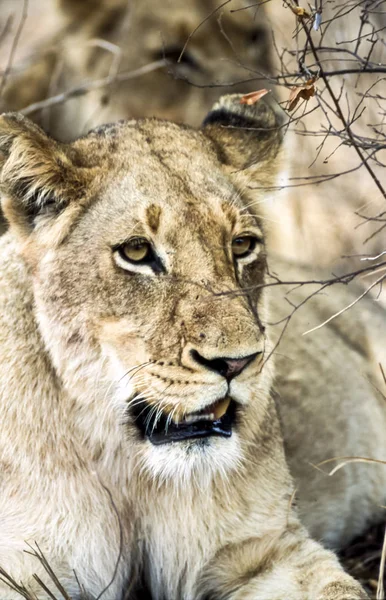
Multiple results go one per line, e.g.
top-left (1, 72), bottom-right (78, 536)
top-left (130, 398), bottom-right (237, 445)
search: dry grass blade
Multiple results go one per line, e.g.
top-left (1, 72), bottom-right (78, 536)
top-left (24, 542), bottom-right (72, 600)
top-left (94, 481), bottom-right (124, 600)
top-left (286, 488), bottom-right (298, 527)
top-left (0, 566), bottom-right (38, 599)
top-left (0, 556), bottom-right (90, 600)
top-left (377, 526), bottom-right (386, 599)
top-left (32, 575), bottom-right (59, 600)
top-left (380, 364), bottom-right (386, 387)
top-left (302, 273), bottom-right (386, 336)
top-left (0, 486), bottom-right (122, 600)
top-left (73, 570), bottom-right (89, 600)
top-left (317, 456), bottom-right (386, 477)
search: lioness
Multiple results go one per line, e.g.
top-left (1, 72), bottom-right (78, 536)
top-left (0, 95), bottom-right (384, 599)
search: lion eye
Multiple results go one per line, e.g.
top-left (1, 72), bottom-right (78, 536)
top-left (232, 236), bottom-right (257, 258)
top-left (119, 238), bottom-right (153, 263)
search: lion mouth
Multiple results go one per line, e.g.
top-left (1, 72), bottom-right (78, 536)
top-left (131, 396), bottom-right (236, 445)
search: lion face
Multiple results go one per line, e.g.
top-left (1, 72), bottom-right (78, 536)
top-left (0, 96), bottom-right (283, 481)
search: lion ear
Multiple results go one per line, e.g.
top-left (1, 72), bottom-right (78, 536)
top-left (202, 94), bottom-right (285, 179)
top-left (0, 113), bottom-right (89, 236)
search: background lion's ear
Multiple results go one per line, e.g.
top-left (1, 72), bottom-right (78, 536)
top-left (0, 113), bottom-right (89, 236)
top-left (202, 94), bottom-right (285, 177)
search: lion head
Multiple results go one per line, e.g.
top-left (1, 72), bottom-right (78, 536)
top-left (0, 95), bottom-right (283, 483)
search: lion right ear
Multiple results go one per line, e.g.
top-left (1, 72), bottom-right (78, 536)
top-left (202, 94), bottom-right (285, 185)
top-left (0, 113), bottom-right (91, 237)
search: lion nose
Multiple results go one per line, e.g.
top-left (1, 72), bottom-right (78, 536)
top-left (191, 350), bottom-right (259, 381)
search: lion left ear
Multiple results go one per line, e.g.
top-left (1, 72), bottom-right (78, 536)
top-left (202, 94), bottom-right (285, 176)
top-left (0, 112), bottom-right (91, 237)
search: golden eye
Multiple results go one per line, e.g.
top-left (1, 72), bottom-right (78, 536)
top-left (232, 236), bottom-right (257, 258)
top-left (120, 238), bottom-right (152, 263)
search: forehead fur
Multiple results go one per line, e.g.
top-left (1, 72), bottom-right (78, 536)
top-left (74, 119), bottom-right (225, 181)
top-left (0, 96), bottom-right (282, 245)
top-left (70, 119), bottom-right (245, 219)
top-left (57, 119), bottom-right (266, 280)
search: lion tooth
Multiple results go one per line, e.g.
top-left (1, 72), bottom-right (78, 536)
top-left (184, 413), bottom-right (214, 424)
top-left (171, 413), bottom-right (212, 425)
top-left (213, 397), bottom-right (231, 420)
top-left (171, 397), bottom-right (232, 425)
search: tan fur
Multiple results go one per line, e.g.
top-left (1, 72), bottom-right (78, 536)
top-left (0, 95), bottom-right (382, 599)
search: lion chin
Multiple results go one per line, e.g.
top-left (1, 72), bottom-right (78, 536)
top-left (127, 394), bottom-right (245, 484)
top-left (139, 429), bottom-right (244, 486)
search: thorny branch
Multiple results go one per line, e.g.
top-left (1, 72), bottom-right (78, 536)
top-left (284, 0), bottom-right (386, 201)
top-left (263, 0), bottom-right (386, 315)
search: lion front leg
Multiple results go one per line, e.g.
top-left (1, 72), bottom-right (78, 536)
top-left (198, 529), bottom-right (367, 600)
